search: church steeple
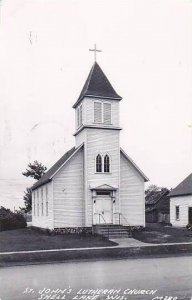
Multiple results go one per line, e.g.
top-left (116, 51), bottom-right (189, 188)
top-left (73, 62), bottom-right (122, 108)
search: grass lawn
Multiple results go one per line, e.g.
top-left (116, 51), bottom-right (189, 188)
top-left (0, 228), bottom-right (117, 252)
top-left (132, 223), bottom-right (192, 244)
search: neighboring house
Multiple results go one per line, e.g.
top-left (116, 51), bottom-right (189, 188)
top-left (169, 173), bottom-right (192, 227)
top-left (31, 61), bottom-right (148, 230)
top-left (145, 189), bottom-right (170, 223)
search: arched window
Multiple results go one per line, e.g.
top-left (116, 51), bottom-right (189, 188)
top-left (104, 154), bottom-right (110, 173)
top-left (96, 154), bottom-right (102, 172)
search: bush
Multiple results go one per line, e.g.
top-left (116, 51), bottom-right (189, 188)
top-left (186, 224), bottom-right (192, 230)
top-left (0, 206), bottom-right (27, 231)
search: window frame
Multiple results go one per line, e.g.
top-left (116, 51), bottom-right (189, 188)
top-left (104, 154), bottom-right (110, 173)
top-left (79, 104), bottom-right (83, 126)
top-left (175, 205), bottom-right (180, 221)
top-left (77, 104), bottom-right (83, 128)
top-left (95, 154), bottom-right (102, 173)
top-left (96, 191), bottom-right (111, 196)
top-left (77, 107), bottom-right (80, 127)
top-left (94, 101), bottom-right (103, 123)
top-left (94, 101), bottom-right (112, 125)
top-left (103, 102), bottom-right (112, 125)
top-left (95, 153), bottom-right (111, 173)
top-left (46, 185), bottom-right (48, 216)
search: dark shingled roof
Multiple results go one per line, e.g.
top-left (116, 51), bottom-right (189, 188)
top-left (73, 62), bottom-right (122, 108)
top-left (169, 173), bottom-right (192, 197)
top-left (31, 146), bottom-right (78, 190)
top-left (145, 189), bottom-right (169, 205)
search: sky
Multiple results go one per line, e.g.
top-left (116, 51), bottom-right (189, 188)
top-left (0, 0), bottom-right (192, 210)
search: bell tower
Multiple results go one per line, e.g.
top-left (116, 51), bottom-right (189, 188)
top-left (73, 62), bottom-right (122, 144)
top-left (73, 59), bottom-right (122, 226)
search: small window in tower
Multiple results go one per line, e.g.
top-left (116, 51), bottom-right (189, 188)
top-left (77, 105), bottom-right (83, 128)
top-left (79, 105), bottom-right (82, 125)
top-left (104, 154), bottom-right (110, 173)
top-left (94, 102), bottom-right (102, 123)
top-left (77, 107), bottom-right (80, 127)
top-left (96, 154), bottom-right (102, 172)
top-left (103, 103), bottom-right (111, 124)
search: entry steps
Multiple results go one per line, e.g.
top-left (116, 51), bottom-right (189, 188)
top-left (93, 225), bottom-right (132, 239)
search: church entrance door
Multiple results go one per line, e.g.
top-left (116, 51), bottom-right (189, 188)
top-left (95, 196), bottom-right (113, 224)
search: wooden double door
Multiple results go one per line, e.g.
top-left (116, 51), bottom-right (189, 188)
top-left (95, 196), bottom-right (113, 224)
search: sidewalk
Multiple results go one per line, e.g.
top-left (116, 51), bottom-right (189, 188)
top-left (0, 237), bottom-right (192, 267)
top-left (110, 238), bottom-right (151, 247)
top-left (110, 238), bottom-right (192, 247)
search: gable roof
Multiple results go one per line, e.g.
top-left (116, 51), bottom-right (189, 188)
top-left (31, 145), bottom-right (83, 190)
top-left (169, 173), bottom-right (192, 197)
top-left (145, 189), bottom-right (169, 205)
top-left (145, 192), bottom-right (170, 213)
top-left (120, 148), bottom-right (149, 182)
top-left (73, 62), bottom-right (122, 108)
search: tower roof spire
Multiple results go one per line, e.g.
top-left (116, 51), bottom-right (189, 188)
top-left (73, 62), bottom-right (122, 108)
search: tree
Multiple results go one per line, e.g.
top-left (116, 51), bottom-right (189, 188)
top-left (145, 185), bottom-right (160, 197)
top-left (22, 160), bottom-right (47, 180)
top-left (0, 206), bottom-right (26, 231)
top-left (145, 184), bottom-right (169, 204)
top-left (21, 187), bottom-right (32, 213)
top-left (22, 161), bottom-right (47, 213)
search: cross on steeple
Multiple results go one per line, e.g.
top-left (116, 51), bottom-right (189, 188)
top-left (89, 44), bottom-right (102, 62)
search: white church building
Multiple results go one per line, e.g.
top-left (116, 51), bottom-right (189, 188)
top-left (31, 61), bottom-right (148, 230)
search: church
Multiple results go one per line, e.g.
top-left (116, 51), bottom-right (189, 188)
top-left (31, 59), bottom-right (148, 231)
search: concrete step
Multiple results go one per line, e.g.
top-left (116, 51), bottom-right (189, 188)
top-left (102, 233), bottom-right (131, 239)
top-left (100, 229), bottom-right (129, 234)
top-left (99, 232), bottom-right (130, 237)
top-left (102, 232), bottom-right (130, 236)
top-left (93, 225), bottom-right (132, 238)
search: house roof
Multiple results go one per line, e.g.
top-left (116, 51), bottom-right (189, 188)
top-left (73, 62), bottom-right (122, 108)
top-left (120, 148), bottom-right (149, 182)
top-left (31, 145), bottom-right (83, 190)
top-left (145, 190), bottom-right (170, 213)
top-left (169, 173), bottom-right (192, 197)
top-left (145, 189), bottom-right (169, 205)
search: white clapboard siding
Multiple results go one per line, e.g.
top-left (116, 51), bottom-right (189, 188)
top-left (32, 182), bottom-right (54, 229)
top-left (86, 128), bottom-right (120, 226)
top-left (75, 129), bottom-right (87, 148)
top-left (170, 195), bottom-right (192, 227)
top-left (53, 148), bottom-right (84, 228)
top-left (120, 153), bottom-right (145, 226)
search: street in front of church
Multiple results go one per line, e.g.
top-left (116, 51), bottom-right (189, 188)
top-left (1, 256), bottom-right (192, 300)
